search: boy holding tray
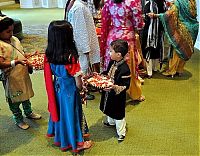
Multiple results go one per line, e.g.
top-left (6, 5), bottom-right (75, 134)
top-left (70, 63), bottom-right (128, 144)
top-left (100, 39), bottom-right (131, 142)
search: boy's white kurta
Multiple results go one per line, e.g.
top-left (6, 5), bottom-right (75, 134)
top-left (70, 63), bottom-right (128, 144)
top-left (67, 0), bottom-right (100, 73)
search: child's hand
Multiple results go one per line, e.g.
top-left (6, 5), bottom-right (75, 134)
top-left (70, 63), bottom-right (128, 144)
top-left (103, 85), bottom-right (114, 91)
top-left (92, 72), bottom-right (98, 75)
top-left (24, 53), bottom-right (31, 58)
top-left (15, 59), bottom-right (28, 66)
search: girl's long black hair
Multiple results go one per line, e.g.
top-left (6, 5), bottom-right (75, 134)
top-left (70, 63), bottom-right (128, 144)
top-left (0, 15), bottom-right (14, 33)
top-left (45, 20), bottom-right (79, 65)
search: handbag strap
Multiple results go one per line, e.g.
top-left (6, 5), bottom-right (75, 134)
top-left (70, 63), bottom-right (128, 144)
top-left (0, 39), bottom-right (26, 57)
top-left (8, 43), bottom-right (25, 57)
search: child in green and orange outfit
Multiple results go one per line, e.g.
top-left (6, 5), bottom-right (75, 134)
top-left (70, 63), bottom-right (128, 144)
top-left (0, 15), bottom-right (41, 130)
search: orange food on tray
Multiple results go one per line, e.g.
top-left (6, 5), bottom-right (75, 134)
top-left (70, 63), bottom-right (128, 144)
top-left (27, 52), bottom-right (44, 70)
top-left (87, 73), bottom-right (113, 89)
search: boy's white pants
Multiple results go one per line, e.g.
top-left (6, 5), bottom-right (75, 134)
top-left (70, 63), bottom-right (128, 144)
top-left (107, 116), bottom-right (126, 137)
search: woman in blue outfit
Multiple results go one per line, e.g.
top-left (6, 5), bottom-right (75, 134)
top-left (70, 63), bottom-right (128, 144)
top-left (44, 20), bottom-right (92, 153)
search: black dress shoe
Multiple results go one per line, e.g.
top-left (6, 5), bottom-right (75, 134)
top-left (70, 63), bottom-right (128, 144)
top-left (147, 75), bottom-right (152, 79)
top-left (103, 122), bottom-right (115, 127)
top-left (118, 135), bottom-right (125, 141)
top-left (86, 94), bottom-right (95, 100)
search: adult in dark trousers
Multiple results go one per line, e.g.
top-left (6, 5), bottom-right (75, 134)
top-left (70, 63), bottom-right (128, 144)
top-left (141, 0), bottom-right (166, 78)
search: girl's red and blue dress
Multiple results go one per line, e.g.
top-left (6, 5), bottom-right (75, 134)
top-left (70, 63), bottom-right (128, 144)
top-left (44, 56), bottom-right (84, 152)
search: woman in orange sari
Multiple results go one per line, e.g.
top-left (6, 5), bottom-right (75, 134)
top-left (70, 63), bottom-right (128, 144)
top-left (149, 0), bottom-right (199, 77)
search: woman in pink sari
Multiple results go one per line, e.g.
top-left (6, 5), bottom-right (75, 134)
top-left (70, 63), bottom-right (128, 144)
top-left (100, 0), bottom-right (145, 101)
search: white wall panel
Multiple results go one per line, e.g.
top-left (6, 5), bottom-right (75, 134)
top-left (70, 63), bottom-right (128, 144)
top-left (42, 0), bottom-right (57, 8)
top-left (20, 0), bottom-right (42, 8)
top-left (57, 0), bottom-right (67, 8)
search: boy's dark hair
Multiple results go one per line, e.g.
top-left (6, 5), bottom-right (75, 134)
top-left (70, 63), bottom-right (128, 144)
top-left (45, 20), bottom-right (78, 65)
top-left (0, 15), bottom-right (14, 33)
top-left (93, 0), bottom-right (101, 10)
top-left (110, 39), bottom-right (128, 57)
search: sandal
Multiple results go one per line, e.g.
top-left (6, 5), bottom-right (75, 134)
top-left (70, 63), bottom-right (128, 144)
top-left (77, 140), bottom-right (93, 151)
top-left (26, 112), bottom-right (42, 120)
top-left (16, 121), bottom-right (30, 130)
top-left (83, 133), bottom-right (91, 138)
top-left (135, 95), bottom-right (145, 102)
top-left (162, 71), bottom-right (175, 78)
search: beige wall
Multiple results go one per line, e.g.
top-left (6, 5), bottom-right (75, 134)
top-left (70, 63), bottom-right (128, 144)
top-left (0, 0), bottom-right (13, 2)
top-left (0, 0), bottom-right (15, 6)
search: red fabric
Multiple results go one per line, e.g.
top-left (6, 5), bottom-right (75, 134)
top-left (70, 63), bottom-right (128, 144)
top-left (96, 27), bottom-right (101, 36)
top-left (44, 55), bottom-right (59, 122)
top-left (65, 57), bottom-right (81, 76)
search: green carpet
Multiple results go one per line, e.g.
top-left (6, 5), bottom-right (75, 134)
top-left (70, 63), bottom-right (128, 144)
top-left (0, 4), bottom-right (199, 156)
